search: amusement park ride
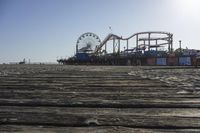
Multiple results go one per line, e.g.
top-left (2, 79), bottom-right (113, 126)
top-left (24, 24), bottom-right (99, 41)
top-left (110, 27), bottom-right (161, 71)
top-left (58, 31), bottom-right (200, 66)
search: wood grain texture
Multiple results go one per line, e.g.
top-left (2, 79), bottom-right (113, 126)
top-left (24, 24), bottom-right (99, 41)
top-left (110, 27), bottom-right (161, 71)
top-left (0, 65), bottom-right (200, 132)
top-left (1, 125), bottom-right (200, 133)
top-left (0, 106), bottom-right (200, 128)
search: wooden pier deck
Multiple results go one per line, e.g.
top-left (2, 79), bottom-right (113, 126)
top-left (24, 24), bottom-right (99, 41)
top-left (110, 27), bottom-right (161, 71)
top-left (0, 65), bottom-right (200, 132)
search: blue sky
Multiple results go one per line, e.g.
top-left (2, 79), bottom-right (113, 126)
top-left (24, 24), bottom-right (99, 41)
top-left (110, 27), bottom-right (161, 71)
top-left (0, 0), bottom-right (200, 63)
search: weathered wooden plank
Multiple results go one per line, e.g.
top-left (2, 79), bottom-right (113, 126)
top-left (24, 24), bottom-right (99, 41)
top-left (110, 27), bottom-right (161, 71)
top-left (1, 97), bottom-right (200, 108)
top-left (0, 77), bottom-right (166, 86)
top-left (0, 106), bottom-right (200, 128)
top-left (1, 125), bottom-right (200, 133)
top-left (0, 89), bottom-right (198, 99)
top-left (0, 86), bottom-right (176, 92)
top-left (0, 87), bottom-right (199, 107)
top-left (0, 76), bottom-right (147, 80)
top-left (0, 83), bottom-right (168, 88)
top-left (0, 79), bottom-right (163, 85)
top-left (0, 79), bottom-right (166, 87)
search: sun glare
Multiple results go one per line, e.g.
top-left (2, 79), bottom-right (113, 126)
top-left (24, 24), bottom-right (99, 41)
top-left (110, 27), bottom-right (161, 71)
top-left (176, 0), bottom-right (200, 16)
top-left (180, 0), bottom-right (197, 8)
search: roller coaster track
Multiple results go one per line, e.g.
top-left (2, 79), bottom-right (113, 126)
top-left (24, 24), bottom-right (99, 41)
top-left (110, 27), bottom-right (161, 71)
top-left (93, 31), bottom-right (173, 54)
top-left (123, 31), bottom-right (172, 40)
top-left (93, 34), bottom-right (122, 54)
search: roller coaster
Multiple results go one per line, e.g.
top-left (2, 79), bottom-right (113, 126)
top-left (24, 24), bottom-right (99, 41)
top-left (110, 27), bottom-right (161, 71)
top-left (58, 31), bottom-right (200, 66)
top-left (93, 31), bottom-right (173, 55)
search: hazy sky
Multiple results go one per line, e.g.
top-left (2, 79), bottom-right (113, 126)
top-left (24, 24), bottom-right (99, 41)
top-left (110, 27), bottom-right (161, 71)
top-left (0, 0), bottom-right (200, 63)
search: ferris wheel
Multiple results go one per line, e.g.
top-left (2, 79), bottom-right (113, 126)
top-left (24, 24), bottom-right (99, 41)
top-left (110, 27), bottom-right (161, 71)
top-left (76, 32), bottom-right (101, 53)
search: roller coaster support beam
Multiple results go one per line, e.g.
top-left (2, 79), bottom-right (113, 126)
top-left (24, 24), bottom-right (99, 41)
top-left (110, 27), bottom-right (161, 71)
top-left (148, 33), bottom-right (151, 51)
top-left (136, 35), bottom-right (139, 52)
top-left (118, 39), bottom-right (120, 54)
top-left (105, 42), bottom-right (107, 54)
top-left (171, 34), bottom-right (173, 52)
top-left (156, 40), bottom-right (158, 51)
top-left (113, 38), bottom-right (115, 53)
top-left (126, 40), bottom-right (129, 54)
